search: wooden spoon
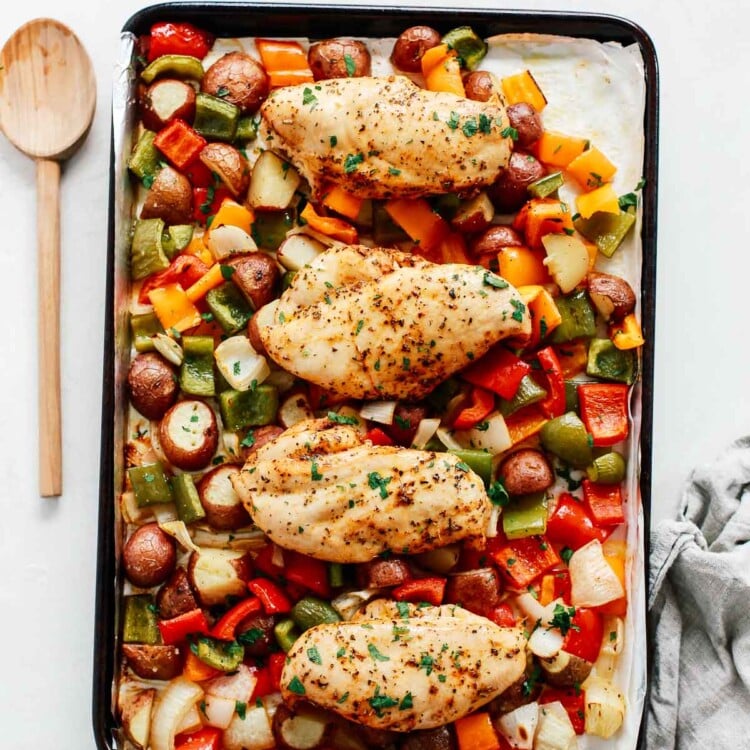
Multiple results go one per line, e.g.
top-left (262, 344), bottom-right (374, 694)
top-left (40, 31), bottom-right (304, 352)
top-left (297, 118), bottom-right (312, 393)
top-left (0, 19), bottom-right (96, 497)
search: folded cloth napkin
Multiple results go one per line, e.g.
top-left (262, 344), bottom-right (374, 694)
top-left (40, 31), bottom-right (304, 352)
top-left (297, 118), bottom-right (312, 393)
top-left (647, 436), bottom-right (750, 748)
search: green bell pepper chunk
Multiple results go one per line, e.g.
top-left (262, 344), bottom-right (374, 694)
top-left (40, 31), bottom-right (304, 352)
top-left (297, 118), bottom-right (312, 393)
top-left (423, 436), bottom-right (447, 453)
top-left (141, 54), bottom-right (204, 84)
top-left (220, 385), bottom-right (279, 431)
top-left (550, 289), bottom-right (597, 343)
top-left (502, 492), bottom-right (549, 539)
top-left (373, 202), bottom-right (410, 245)
top-left (192, 636), bottom-right (244, 672)
top-left (587, 339), bottom-right (636, 385)
top-left (441, 26), bottom-right (488, 70)
top-left (193, 92), bottom-right (240, 142)
top-left (586, 451), bottom-right (626, 484)
top-left (574, 208), bottom-right (636, 258)
top-left (131, 218), bottom-right (170, 280)
top-left (433, 193), bottom-right (461, 220)
top-left (128, 462), bottom-right (173, 507)
top-left (328, 563), bottom-right (345, 589)
top-left (274, 618), bottom-right (301, 652)
top-left (291, 596), bottom-right (341, 632)
top-left (180, 336), bottom-right (215, 397)
top-left (426, 377), bottom-right (462, 413)
top-left (540, 412), bottom-right (593, 469)
top-left (500, 375), bottom-right (547, 417)
top-left (251, 210), bottom-right (295, 251)
top-left (161, 224), bottom-right (194, 260)
top-left (235, 116), bottom-right (258, 142)
top-left (130, 311), bottom-right (164, 352)
top-left (528, 171), bottom-right (564, 199)
top-left (206, 282), bottom-right (253, 334)
top-left (172, 473), bottom-right (206, 524)
top-left (564, 380), bottom-right (580, 414)
top-left (123, 595), bottom-right (160, 644)
top-left (448, 449), bottom-right (493, 487)
top-left (280, 270), bottom-right (297, 292)
top-left (127, 129), bottom-right (160, 182)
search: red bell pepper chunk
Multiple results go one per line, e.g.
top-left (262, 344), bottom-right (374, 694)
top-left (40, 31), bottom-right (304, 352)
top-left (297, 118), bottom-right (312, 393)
top-left (487, 603), bottom-right (517, 627)
top-left (210, 596), bottom-right (262, 641)
top-left (562, 607), bottom-right (604, 664)
top-left (582, 479), bottom-right (626, 526)
top-left (392, 576), bottom-right (447, 606)
top-left (268, 652), bottom-right (287, 691)
top-left (536, 346), bottom-right (566, 418)
top-left (154, 119), bottom-right (207, 171)
top-left (284, 551), bottom-right (331, 598)
top-left (248, 578), bottom-right (293, 614)
top-left (139, 254), bottom-right (209, 303)
top-left (577, 383), bottom-right (630, 447)
top-left (364, 427), bottom-right (394, 446)
top-left (546, 493), bottom-right (608, 550)
top-left (158, 608), bottom-right (209, 646)
top-left (492, 535), bottom-right (560, 588)
top-left (540, 687), bottom-right (586, 734)
top-left (147, 22), bottom-right (213, 62)
top-left (184, 160), bottom-right (215, 188)
top-left (462, 345), bottom-right (531, 399)
top-left (192, 186), bottom-right (232, 224)
top-left (452, 386), bottom-right (495, 429)
top-left (253, 543), bottom-right (284, 580)
top-left (543, 569), bottom-right (572, 604)
top-left (175, 726), bottom-right (222, 750)
top-left (250, 666), bottom-right (274, 700)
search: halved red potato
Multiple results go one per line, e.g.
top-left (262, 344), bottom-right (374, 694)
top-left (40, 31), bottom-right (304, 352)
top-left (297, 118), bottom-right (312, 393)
top-left (159, 400), bottom-right (218, 471)
top-left (156, 567), bottom-right (199, 620)
top-left (122, 644), bottom-right (182, 681)
top-left (141, 78), bottom-right (196, 131)
top-left (187, 548), bottom-right (253, 606)
top-left (198, 464), bottom-right (251, 530)
top-left (122, 523), bottom-right (176, 588)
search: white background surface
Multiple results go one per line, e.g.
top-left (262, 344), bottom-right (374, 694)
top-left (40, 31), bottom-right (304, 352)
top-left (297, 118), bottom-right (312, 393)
top-left (0, 0), bottom-right (745, 747)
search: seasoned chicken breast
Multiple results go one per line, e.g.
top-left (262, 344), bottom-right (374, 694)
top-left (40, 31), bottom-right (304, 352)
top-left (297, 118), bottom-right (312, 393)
top-left (259, 75), bottom-right (512, 199)
top-left (231, 418), bottom-right (492, 563)
top-left (259, 245), bottom-right (531, 400)
top-left (281, 609), bottom-right (527, 730)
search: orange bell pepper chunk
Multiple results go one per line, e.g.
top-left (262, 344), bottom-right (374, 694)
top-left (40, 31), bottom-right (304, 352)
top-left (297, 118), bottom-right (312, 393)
top-left (505, 406), bottom-right (549, 446)
top-left (610, 313), bottom-right (645, 350)
top-left (384, 198), bottom-right (449, 251)
top-left (497, 246), bottom-right (550, 287)
top-left (183, 649), bottom-right (221, 682)
top-left (454, 712), bottom-right (501, 750)
top-left (438, 232), bottom-right (471, 264)
top-left (186, 263), bottom-right (226, 302)
top-left (256, 39), bottom-right (314, 87)
top-left (576, 184), bottom-right (620, 219)
top-left (322, 185), bottom-right (363, 221)
top-left (500, 69), bottom-right (547, 111)
top-left (208, 198), bottom-right (255, 236)
top-left (566, 146), bottom-right (617, 191)
top-left (523, 199), bottom-right (575, 249)
top-left (421, 45), bottom-right (465, 96)
top-left (148, 283), bottom-right (202, 332)
top-left (300, 203), bottom-right (358, 244)
top-left (554, 341), bottom-right (589, 379)
top-left (536, 131), bottom-right (588, 169)
top-left (597, 540), bottom-right (628, 616)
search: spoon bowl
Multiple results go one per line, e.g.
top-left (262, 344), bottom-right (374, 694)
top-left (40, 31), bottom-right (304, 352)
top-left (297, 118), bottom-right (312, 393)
top-left (0, 18), bottom-right (97, 496)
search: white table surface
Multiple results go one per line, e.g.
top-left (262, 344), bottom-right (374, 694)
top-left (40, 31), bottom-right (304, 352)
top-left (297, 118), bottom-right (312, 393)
top-left (0, 0), bottom-right (746, 746)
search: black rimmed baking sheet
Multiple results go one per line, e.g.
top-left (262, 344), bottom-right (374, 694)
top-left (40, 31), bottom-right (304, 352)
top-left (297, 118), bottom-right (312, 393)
top-left (94, 5), bottom-right (658, 747)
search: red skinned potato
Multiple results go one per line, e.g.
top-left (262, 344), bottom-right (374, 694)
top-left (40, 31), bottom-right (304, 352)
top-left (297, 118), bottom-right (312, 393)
top-left (401, 726), bottom-right (456, 750)
top-left (159, 400), bottom-right (218, 471)
top-left (489, 151), bottom-right (546, 213)
top-left (140, 165), bottom-right (193, 225)
top-left (156, 567), bottom-right (199, 620)
top-left (472, 225), bottom-right (523, 256)
top-left (227, 252), bottom-right (280, 310)
top-left (187, 548), bottom-right (253, 606)
top-left (127, 353), bottom-right (178, 420)
top-left (444, 567), bottom-right (501, 615)
top-left (122, 523), bottom-right (176, 588)
top-left (308, 39), bottom-right (371, 80)
top-left (498, 449), bottom-right (554, 496)
top-left (202, 52), bottom-right (269, 113)
top-left (587, 272), bottom-right (637, 322)
top-left (122, 644), bottom-right (182, 681)
top-left (507, 102), bottom-right (544, 149)
top-left (199, 142), bottom-right (250, 198)
top-left (464, 71), bottom-right (502, 102)
top-left (356, 557), bottom-right (412, 589)
top-left (239, 424), bottom-right (284, 461)
top-left (198, 464), bottom-right (251, 531)
top-left (140, 79), bottom-right (196, 131)
top-left (391, 25), bottom-right (441, 72)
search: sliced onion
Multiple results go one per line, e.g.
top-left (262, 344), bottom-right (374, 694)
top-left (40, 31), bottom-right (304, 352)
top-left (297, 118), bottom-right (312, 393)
top-left (359, 400), bottom-right (397, 425)
top-left (223, 703), bottom-right (275, 750)
top-left (600, 615), bottom-right (624, 656)
top-left (175, 705), bottom-right (201, 735)
top-left (148, 421), bottom-right (168, 464)
top-left (279, 391), bottom-right (315, 428)
top-left (453, 412), bottom-right (512, 455)
top-left (265, 367), bottom-right (296, 394)
top-left (191, 527), bottom-right (267, 550)
top-left (528, 624), bottom-right (565, 658)
top-left (435, 427), bottom-right (463, 451)
top-left (214, 335), bottom-right (270, 391)
top-left (535, 701), bottom-right (577, 750)
top-left (496, 702), bottom-right (539, 750)
top-left (207, 224), bottom-right (258, 259)
top-left (569, 540), bottom-right (625, 607)
top-left (331, 588), bottom-right (382, 620)
top-left (159, 520), bottom-right (200, 554)
top-left (411, 418), bottom-right (441, 449)
top-left (486, 504), bottom-right (501, 538)
top-left (515, 592), bottom-right (560, 627)
top-left (286, 223), bottom-right (343, 248)
top-left (204, 693), bottom-right (237, 730)
top-left (583, 676), bottom-right (625, 738)
top-left (152, 503), bottom-right (179, 525)
top-left (277, 232), bottom-right (327, 270)
top-left (262, 692), bottom-right (283, 720)
top-left (222, 431), bottom-right (241, 461)
top-left (150, 677), bottom-right (204, 750)
top-left (207, 664), bottom-right (257, 702)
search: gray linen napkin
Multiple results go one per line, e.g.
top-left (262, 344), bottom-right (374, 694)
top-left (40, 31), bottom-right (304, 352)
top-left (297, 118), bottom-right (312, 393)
top-left (647, 436), bottom-right (750, 748)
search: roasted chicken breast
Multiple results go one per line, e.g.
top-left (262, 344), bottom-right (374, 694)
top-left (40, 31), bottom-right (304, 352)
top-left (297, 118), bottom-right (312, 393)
top-left (231, 418), bottom-right (492, 563)
top-left (258, 75), bottom-right (512, 199)
top-left (281, 606), bottom-right (527, 731)
top-left (259, 245), bottom-right (531, 401)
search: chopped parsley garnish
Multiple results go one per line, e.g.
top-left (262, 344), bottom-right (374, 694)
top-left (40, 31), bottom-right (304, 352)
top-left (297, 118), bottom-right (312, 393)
top-left (368, 643), bottom-right (390, 662)
top-left (336, 647), bottom-right (347, 658)
top-left (235, 701), bottom-right (246, 719)
top-left (446, 111), bottom-right (460, 130)
top-left (587, 172), bottom-right (604, 188)
top-left (220, 264), bottom-right (235, 280)
top-left (199, 185), bottom-right (215, 214)
top-left (550, 603), bottom-right (579, 636)
top-left (506, 558), bottom-right (516, 567)
top-left (388, 166), bottom-right (402, 176)
top-left (311, 460), bottom-right (323, 481)
top-left (329, 135), bottom-right (338, 147)
top-left (200, 312), bottom-right (214, 322)
top-left (394, 415), bottom-right (411, 430)
top-left (233, 361), bottom-right (241, 376)
top-left (240, 431), bottom-right (256, 449)
top-left (141, 173), bottom-right (155, 189)
top-left (307, 646), bottom-right (322, 665)
top-left (355, 319), bottom-right (365, 334)
top-left (344, 53), bottom-right (356, 77)
top-left (556, 465), bottom-right (582, 491)
top-left (619, 192), bottom-right (638, 210)
top-left (522, 664), bottom-right (542, 697)
top-left (374, 359), bottom-right (381, 371)
top-left (561, 546), bottom-right (574, 565)
top-left (483, 271), bottom-right (509, 289)
top-left (438, 674), bottom-right (447, 683)
top-left (636, 177), bottom-right (646, 190)
top-left (216, 86), bottom-right (230, 98)
top-left (287, 676), bottom-right (306, 695)
top-left (369, 686), bottom-right (398, 717)
top-left (478, 113), bottom-right (492, 134)
top-left (456, 461), bottom-right (470, 473)
top-left (302, 87), bottom-right (318, 106)
top-left (402, 357), bottom-right (411, 371)
top-left (327, 411), bottom-right (359, 425)
top-left (610, 630), bottom-right (618, 642)
top-left (488, 479), bottom-right (510, 507)
top-left (237, 627), bottom-right (264, 646)
top-left (399, 692), bottom-right (414, 710)
top-left (501, 125), bottom-right (519, 140)
top-left (396, 601), bottom-right (410, 619)
top-left (462, 118), bottom-right (478, 137)
top-left (511, 298), bottom-right (526, 322)
top-left (368, 471), bottom-right (392, 498)
top-left (476, 420), bottom-right (490, 432)
top-left (344, 152), bottom-right (364, 173)
top-left (418, 653), bottom-right (434, 676)
top-left (337, 691), bottom-right (349, 703)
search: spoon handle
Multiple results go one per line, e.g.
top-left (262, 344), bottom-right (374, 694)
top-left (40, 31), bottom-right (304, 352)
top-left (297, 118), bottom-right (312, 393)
top-left (37, 159), bottom-right (62, 497)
